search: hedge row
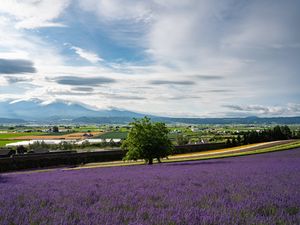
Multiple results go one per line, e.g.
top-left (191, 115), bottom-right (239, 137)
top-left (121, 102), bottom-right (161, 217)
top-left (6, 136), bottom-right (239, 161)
top-left (0, 143), bottom-right (227, 172)
top-left (173, 143), bottom-right (227, 154)
top-left (0, 150), bottom-right (126, 173)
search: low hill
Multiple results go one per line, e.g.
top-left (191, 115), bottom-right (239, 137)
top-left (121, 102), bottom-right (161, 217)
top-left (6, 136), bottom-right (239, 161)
top-left (0, 118), bottom-right (26, 124)
top-left (70, 116), bottom-right (300, 124)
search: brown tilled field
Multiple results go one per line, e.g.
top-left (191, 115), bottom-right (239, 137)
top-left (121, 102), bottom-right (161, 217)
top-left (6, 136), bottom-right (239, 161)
top-left (8, 132), bottom-right (103, 140)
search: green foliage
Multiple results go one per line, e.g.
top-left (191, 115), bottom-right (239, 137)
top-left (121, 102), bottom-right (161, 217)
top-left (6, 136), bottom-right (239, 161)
top-left (237, 135), bottom-right (242, 144)
top-left (16, 145), bottom-right (26, 154)
top-left (0, 140), bottom-right (22, 147)
top-left (28, 141), bottom-right (50, 151)
top-left (26, 140), bottom-right (121, 152)
top-left (121, 117), bottom-right (174, 164)
top-left (176, 134), bottom-right (189, 145)
top-left (243, 125), bottom-right (293, 145)
top-left (96, 131), bottom-right (128, 139)
top-left (226, 138), bottom-right (232, 147)
top-left (52, 126), bottom-right (59, 133)
top-left (231, 137), bottom-right (237, 146)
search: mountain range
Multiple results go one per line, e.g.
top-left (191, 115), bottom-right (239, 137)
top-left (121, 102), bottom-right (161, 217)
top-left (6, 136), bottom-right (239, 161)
top-left (0, 100), bottom-right (300, 124)
top-left (0, 100), bottom-right (146, 121)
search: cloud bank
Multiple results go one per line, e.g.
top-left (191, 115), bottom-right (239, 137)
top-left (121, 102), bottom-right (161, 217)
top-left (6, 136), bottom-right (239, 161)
top-left (0, 0), bottom-right (299, 117)
top-left (0, 59), bottom-right (36, 74)
top-left (54, 76), bottom-right (116, 86)
top-left (224, 104), bottom-right (300, 116)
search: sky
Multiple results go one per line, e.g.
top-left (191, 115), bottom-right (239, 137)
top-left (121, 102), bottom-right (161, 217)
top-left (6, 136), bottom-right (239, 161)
top-left (0, 0), bottom-right (299, 117)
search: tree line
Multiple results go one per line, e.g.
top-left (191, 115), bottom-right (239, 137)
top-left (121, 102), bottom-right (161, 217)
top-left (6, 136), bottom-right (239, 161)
top-left (15, 139), bottom-right (121, 154)
top-left (226, 125), bottom-right (297, 147)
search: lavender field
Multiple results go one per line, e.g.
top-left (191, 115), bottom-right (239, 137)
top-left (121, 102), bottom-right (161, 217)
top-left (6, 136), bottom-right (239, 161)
top-left (1, 149), bottom-right (300, 225)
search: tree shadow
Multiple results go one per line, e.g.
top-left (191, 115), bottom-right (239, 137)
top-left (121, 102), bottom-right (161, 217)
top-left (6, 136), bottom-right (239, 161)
top-left (0, 175), bottom-right (10, 183)
top-left (166, 160), bottom-right (231, 166)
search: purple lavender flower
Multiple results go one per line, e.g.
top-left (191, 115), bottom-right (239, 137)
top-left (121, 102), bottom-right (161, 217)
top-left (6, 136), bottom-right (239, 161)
top-left (0, 149), bottom-right (300, 224)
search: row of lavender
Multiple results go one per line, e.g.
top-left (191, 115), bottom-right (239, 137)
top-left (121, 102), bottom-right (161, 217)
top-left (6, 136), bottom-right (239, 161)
top-left (1, 149), bottom-right (300, 224)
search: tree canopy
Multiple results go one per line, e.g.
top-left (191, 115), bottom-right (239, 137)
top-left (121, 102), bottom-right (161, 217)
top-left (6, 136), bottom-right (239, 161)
top-left (176, 134), bottom-right (189, 145)
top-left (121, 117), bottom-right (173, 164)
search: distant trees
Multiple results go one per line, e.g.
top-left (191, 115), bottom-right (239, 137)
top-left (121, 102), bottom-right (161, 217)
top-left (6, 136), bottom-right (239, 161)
top-left (243, 125), bottom-right (292, 145)
top-left (293, 130), bottom-right (300, 139)
top-left (176, 134), bottom-right (189, 145)
top-left (121, 117), bottom-right (173, 164)
top-left (52, 126), bottom-right (59, 133)
top-left (280, 125), bottom-right (293, 139)
top-left (226, 125), bottom-right (294, 147)
top-left (28, 141), bottom-right (50, 152)
top-left (16, 145), bottom-right (26, 154)
top-left (24, 139), bottom-right (121, 152)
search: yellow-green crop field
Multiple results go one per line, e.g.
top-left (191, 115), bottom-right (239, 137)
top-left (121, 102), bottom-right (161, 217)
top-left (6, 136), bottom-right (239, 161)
top-left (0, 132), bottom-right (43, 139)
top-left (0, 132), bottom-right (43, 147)
top-left (0, 140), bottom-right (23, 147)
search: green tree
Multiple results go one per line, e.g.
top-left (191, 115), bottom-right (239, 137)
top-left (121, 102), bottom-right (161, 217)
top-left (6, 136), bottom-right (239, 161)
top-left (176, 134), bottom-right (189, 145)
top-left (231, 137), bottom-right (237, 146)
top-left (273, 125), bottom-right (283, 140)
top-left (237, 134), bottom-right (242, 145)
top-left (226, 138), bottom-right (232, 147)
top-left (16, 145), bottom-right (26, 154)
top-left (281, 125), bottom-right (292, 139)
top-left (121, 117), bottom-right (173, 165)
top-left (52, 126), bottom-right (59, 133)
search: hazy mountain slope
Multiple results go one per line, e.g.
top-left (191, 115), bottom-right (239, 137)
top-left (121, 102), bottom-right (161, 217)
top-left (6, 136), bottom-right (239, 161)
top-left (0, 100), bottom-right (145, 120)
top-left (0, 100), bottom-right (299, 124)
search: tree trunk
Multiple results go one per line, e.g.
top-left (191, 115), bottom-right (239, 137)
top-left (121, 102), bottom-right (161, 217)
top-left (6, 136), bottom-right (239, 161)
top-left (148, 158), bottom-right (153, 165)
top-left (157, 158), bottom-right (161, 163)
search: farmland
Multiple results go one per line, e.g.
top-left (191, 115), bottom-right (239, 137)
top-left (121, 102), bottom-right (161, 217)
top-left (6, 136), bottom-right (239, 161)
top-left (0, 129), bottom-right (103, 147)
top-left (1, 124), bottom-right (299, 147)
top-left (0, 132), bottom-right (44, 139)
top-left (95, 131), bottom-right (128, 139)
top-left (5, 131), bottom-right (103, 140)
top-left (0, 123), bottom-right (299, 155)
top-left (0, 140), bottom-right (22, 147)
top-left (0, 132), bottom-right (44, 147)
top-left (1, 149), bottom-right (299, 224)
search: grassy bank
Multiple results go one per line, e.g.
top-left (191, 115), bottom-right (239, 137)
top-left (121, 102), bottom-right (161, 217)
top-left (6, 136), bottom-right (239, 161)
top-left (72, 140), bottom-right (300, 170)
top-left (166, 140), bottom-right (300, 163)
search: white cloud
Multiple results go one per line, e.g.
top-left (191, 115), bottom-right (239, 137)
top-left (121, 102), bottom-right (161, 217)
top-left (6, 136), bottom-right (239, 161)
top-left (71, 46), bottom-right (103, 63)
top-left (224, 103), bottom-right (300, 116)
top-left (0, 15), bottom-right (65, 70)
top-left (0, 0), bottom-right (70, 29)
top-left (222, 1), bottom-right (300, 50)
top-left (0, 1), bottom-right (299, 117)
top-left (79, 0), bottom-right (152, 22)
top-left (0, 76), bottom-right (8, 86)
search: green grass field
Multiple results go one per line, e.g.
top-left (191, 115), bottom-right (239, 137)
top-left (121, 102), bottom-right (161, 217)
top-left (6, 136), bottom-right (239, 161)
top-left (0, 132), bottom-right (44, 147)
top-left (0, 132), bottom-right (43, 139)
top-left (72, 126), bottom-right (102, 132)
top-left (166, 140), bottom-right (300, 163)
top-left (95, 131), bottom-right (128, 139)
top-left (0, 140), bottom-right (23, 147)
top-left (43, 132), bottom-right (75, 136)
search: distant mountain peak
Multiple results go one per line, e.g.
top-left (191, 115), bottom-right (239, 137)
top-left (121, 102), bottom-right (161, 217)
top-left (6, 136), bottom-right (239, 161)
top-left (0, 99), bottom-right (146, 121)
